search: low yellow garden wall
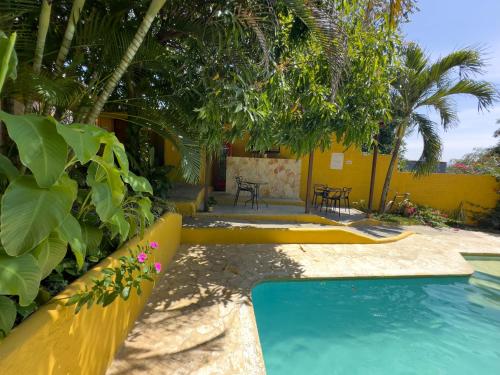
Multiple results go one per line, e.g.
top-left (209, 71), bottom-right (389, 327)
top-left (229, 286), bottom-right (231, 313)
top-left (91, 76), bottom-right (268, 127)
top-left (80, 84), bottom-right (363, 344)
top-left (173, 186), bottom-right (206, 216)
top-left (181, 227), bottom-right (413, 245)
top-left (0, 213), bottom-right (182, 375)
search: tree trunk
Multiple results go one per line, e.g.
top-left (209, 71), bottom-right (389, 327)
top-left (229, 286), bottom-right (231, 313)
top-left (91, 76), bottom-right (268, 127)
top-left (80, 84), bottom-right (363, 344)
top-left (379, 124), bottom-right (404, 213)
top-left (54, 0), bottom-right (86, 73)
top-left (33, 0), bottom-right (52, 75)
top-left (367, 135), bottom-right (379, 215)
top-left (85, 0), bottom-right (166, 124)
top-left (304, 151), bottom-right (314, 213)
top-left (203, 152), bottom-right (211, 212)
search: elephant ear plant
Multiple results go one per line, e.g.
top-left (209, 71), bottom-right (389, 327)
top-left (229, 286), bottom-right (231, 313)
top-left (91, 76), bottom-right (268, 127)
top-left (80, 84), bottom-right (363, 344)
top-left (0, 32), bottom-right (154, 338)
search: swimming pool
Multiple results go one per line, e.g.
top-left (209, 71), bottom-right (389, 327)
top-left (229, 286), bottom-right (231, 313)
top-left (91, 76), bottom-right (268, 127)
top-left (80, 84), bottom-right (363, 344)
top-left (252, 258), bottom-right (500, 375)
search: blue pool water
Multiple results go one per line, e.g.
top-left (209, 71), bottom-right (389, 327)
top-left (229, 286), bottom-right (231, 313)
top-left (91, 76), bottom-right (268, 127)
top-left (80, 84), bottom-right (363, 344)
top-left (252, 268), bottom-right (500, 374)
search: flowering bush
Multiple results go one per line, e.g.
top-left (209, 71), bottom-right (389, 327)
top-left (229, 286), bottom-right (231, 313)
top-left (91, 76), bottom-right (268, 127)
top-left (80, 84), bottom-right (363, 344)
top-left (448, 148), bottom-right (500, 180)
top-left (66, 242), bottom-right (162, 313)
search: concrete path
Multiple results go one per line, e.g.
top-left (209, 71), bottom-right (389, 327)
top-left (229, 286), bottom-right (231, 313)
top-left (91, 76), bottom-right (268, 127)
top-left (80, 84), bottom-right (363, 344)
top-left (107, 226), bottom-right (500, 375)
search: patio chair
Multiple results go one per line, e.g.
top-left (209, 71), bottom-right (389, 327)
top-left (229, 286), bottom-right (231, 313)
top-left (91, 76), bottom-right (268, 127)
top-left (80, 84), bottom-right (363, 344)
top-left (233, 176), bottom-right (256, 207)
top-left (312, 184), bottom-right (328, 208)
top-left (325, 189), bottom-right (343, 218)
top-left (319, 188), bottom-right (342, 215)
top-left (341, 187), bottom-right (352, 215)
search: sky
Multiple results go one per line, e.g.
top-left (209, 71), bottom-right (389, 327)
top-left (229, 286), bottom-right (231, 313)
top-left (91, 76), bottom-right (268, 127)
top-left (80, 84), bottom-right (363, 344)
top-left (401, 0), bottom-right (500, 162)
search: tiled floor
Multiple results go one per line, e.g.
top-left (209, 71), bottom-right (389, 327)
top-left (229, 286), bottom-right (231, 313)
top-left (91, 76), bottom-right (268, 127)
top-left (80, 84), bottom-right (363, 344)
top-left (108, 226), bottom-right (500, 375)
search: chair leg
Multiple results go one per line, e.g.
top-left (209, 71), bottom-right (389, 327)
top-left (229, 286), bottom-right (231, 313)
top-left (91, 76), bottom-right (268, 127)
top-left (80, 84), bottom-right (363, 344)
top-left (234, 189), bottom-right (240, 206)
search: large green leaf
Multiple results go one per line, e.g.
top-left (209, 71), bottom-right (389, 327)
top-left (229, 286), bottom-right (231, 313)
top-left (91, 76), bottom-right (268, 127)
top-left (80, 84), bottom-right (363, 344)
top-left (137, 197), bottom-right (154, 225)
top-left (0, 154), bottom-right (19, 182)
top-left (90, 182), bottom-right (119, 221)
top-left (87, 157), bottom-right (125, 222)
top-left (32, 232), bottom-right (67, 279)
top-left (0, 253), bottom-right (41, 306)
top-left (56, 124), bottom-right (105, 164)
top-left (0, 112), bottom-right (67, 187)
top-left (56, 214), bottom-right (86, 269)
top-left (0, 31), bottom-right (18, 91)
top-left (1, 175), bottom-right (77, 256)
top-left (88, 157), bottom-right (125, 207)
top-left (81, 224), bottom-right (103, 257)
top-left (109, 209), bottom-right (130, 241)
top-left (122, 171), bottom-right (153, 194)
top-left (0, 296), bottom-right (16, 338)
top-left (102, 133), bottom-right (129, 173)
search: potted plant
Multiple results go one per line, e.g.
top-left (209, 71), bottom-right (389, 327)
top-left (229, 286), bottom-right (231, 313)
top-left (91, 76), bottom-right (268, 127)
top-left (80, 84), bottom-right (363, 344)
top-left (207, 196), bottom-right (217, 212)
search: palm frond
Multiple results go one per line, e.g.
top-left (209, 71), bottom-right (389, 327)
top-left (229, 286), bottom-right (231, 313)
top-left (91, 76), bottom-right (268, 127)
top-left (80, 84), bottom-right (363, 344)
top-left (411, 112), bottom-right (442, 175)
top-left (417, 94), bottom-right (458, 128)
top-left (284, 0), bottom-right (348, 100)
top-left (445, 79), bottom-right (498, 111)
top-left (427, 48), bottom-right (484, 83)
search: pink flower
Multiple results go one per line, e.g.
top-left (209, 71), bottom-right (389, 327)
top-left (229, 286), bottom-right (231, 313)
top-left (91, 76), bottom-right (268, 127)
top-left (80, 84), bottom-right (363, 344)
top-left (149, 241), bottom-right (159, 249)
top-left (154, 262), bottom-right (162, 273)
top-left (137, 252), bottom-right (147, 263)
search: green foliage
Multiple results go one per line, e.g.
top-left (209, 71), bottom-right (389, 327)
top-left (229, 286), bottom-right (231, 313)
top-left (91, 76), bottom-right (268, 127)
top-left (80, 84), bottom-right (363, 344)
top-left (208, 196), bottom-right (217, 207)
top-left (375, 204), bottom-right (464, 228)
top-left (391, 44), bottom-right (497, 176)
top-left (0, 296), bottom-right (16, 338)
top-left (0, 174), bottom-right (76, 256)
top-left (0, 32), bottom-right (154, 337)
top-left (0, 113), bottom-right (68, 187)
top-left (66, 241), bottom-right (161, 314)
top-left (0, 31), bottom-right (17, 92)
top-left (0, 253), bottom-right (41, 306)
top-left (448, 149), bottom-right (500, 180)
top-left (474, 200), bottom-right (500, 230)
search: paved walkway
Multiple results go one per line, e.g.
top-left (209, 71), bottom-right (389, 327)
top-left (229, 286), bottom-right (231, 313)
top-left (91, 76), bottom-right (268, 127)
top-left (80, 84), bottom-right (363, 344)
top-left (107, 227), bottom-right (500, 375)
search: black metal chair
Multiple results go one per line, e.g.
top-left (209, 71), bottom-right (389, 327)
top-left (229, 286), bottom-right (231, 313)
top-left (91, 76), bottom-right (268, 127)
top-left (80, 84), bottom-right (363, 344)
top-left (312, 184), bottom-right (327, 208)
top-left (327, 187), bottom-right (352, 218)
top-left (319, 188), bottom-right (341, 214)
top-left (233, 176), bottom-right (256, 207)
top-left (326, 189), bottom-right (342, 218)
top-left (341, 187), bottom-right (352, 215)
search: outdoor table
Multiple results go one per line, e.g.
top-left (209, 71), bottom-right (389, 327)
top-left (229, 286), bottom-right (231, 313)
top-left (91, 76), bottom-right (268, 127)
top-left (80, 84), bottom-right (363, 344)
top-left (245, 181), bottom-right (268, 209)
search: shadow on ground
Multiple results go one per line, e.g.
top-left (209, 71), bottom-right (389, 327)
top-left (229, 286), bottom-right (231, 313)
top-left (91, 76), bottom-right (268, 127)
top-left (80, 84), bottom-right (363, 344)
top-left (107, 244), bottom-right (304, 374)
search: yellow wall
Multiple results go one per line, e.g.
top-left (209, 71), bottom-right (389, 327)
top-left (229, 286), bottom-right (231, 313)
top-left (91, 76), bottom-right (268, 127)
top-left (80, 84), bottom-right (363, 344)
top-left (167, 136), bottom-right (498, 216)
top-left (0, 213), bottom-right (182, 375)
top-left (181, 226), bottom-right (413, 245)
top-left (164, 140), bottom-right (210, 185)
top-left (300, 144), bottom-right (499, 215)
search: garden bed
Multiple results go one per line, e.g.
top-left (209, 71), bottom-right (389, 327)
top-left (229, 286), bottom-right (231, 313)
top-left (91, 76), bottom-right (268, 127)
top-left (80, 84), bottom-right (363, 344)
top-left (0, 213), bottom-right (181, 375)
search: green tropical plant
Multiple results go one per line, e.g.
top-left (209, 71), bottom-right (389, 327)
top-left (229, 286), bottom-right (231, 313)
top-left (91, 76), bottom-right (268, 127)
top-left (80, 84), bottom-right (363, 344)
top-left (0, 32), bottom-right (154, 338)
top-left (379, 43), bottom-right (498, 212)
top-left (66, 241), bottom-right (161, 314)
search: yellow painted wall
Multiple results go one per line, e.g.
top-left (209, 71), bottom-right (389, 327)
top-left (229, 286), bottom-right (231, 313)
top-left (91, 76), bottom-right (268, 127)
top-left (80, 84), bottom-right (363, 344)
top-left (300, 143), bottom-right (499, 215)
top-left (181, 226), bottom-right (413, 245)
top-left (166, 136), bottom-right (498, 215)
top-left (0, 213), bottom-right (182, 375)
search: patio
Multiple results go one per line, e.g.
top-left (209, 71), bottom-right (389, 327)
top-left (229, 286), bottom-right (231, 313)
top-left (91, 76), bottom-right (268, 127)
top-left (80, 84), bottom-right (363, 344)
top-left (107, 226), bottom-right (500, 375)
top-left (209, 192), bottom-right (365, 223)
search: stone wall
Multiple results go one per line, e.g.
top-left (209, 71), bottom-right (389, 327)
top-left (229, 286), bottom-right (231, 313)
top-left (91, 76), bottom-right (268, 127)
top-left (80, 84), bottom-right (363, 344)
top-left (226, 156), bottom-right (301, 199)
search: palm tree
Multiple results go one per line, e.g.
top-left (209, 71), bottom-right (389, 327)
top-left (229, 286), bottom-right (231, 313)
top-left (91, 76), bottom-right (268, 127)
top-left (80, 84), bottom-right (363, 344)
top-left (379, 43), bottom-right (498, 212)
top-left (32, 0), bottom-right (52, 75)
top-left (84, 0), bottom-right (166, 124)
top-left (54, 0), bottom-right (86, 74)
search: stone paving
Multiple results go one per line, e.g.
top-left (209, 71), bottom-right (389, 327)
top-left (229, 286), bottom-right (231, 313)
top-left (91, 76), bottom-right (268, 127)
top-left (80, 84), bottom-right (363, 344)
top-left (107, 226), bottom-right (500, 375)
